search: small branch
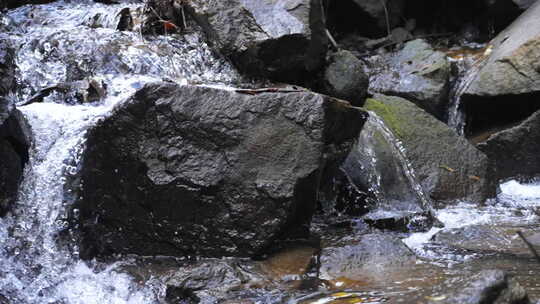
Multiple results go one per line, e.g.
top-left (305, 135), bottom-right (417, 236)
top-left (379, 0), bottom-right (391, 37)
top-left (517, 230), bottom-right (540, 264)
top-left (326, 29), bottom-right (339, 51)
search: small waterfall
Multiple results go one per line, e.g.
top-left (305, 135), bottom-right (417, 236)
top-left (345, 112), bottom-right (432, 221)
top-left (446, 45), bottom-right (491, 135)
top-left (0, 1), bottom-right (242, 302)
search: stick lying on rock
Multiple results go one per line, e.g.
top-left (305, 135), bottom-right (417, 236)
top-left (234, 88), bottom-right (306, 95)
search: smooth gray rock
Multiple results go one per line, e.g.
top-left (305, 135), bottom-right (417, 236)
top-left (464, 1), bottom-right (540, 97)
top-left (185, 0), bottom-right (327, 84)
top-left (477, 109), bottom-right (540, 181)
top-left (364, 95), bottom-right (497, 204)
top-left (369, 39), bottom-right (451, 121)
top-left (73, 82), bottom-right (367, 259)
top-left (428, 270), bottom-right (529, 304)
top-left (323, 50), bottom-right (369, 107)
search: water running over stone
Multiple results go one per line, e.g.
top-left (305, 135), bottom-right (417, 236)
top-left (0, 0), bottom-right (241, 302)
top-left (446, 45), bottom-right (491, 135)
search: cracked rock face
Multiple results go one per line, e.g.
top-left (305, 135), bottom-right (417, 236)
top-left (185, 0), bottom-right (327, 84)
top-left (72, 82), bottom-right (366, 259)
top-left (464, 0), bottom-right (540, 97)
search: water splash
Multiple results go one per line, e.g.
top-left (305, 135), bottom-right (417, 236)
top-left (359, 112), bottom-right (432, 213)
top-left (0, 0), bottom-right (242, 302)
top-left (404, 179), bottom-right (540, 261)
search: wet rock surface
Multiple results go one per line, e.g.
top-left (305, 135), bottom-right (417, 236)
top-left (338, 114), bottom-right (435, 232)
top-left (323, 50), bottom-right (369, 107)
top-left (368, 39), bottom-right (451, 121)
top-left (464, 0), bottom-right (540, 98)
top-left (0, 40), bottom-right (15, 97)
top-left (0, 99), bottom-right (30, 216)
top-left (319, 233), bottom-right (416, 287)
top-left (185, 0), bottom-right (327, 84)
top-left (432, 225), bottom-right (540, 256)
top-left (428, 269), bottom-right (529, 304)
top-left (478, 109), bottom-right (540, 181)
top-left (364, 94), bottom-right (496, 203)
top-left (74, 82), bottom-right (366, 259)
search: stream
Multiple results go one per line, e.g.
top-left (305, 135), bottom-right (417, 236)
top-left (1, 1), bottom-right (539, 304)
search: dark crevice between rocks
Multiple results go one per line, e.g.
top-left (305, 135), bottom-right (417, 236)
top-left (254, 169), bottom-right (321, 260)
top-left (463, 92), bottom-right (540, 142)
top-left (165, 286), bottom-right (200, 304)
top-left (325, 0), bottom-right (385, 39)
top-left (325, 0), bottom-right (522, 44)
top-left (403, 0), bottom-right (521, 41)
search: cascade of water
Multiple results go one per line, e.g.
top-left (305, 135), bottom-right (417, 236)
top-left (361, 112), bottom-right (432, 213)
top-left (0, 1), bottom-right (242, 302)
top-left (446, 46), bottom-right (491, 135)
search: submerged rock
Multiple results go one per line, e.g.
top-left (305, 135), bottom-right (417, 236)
top-left (0, 98), bottom-right (31, 216)
top-left (477, 109), bottom-right (540, 181)
top-left (432, 225), bottom-right (540, 256)
top-left (464, 1), bottom-right (540, 98)
top-left (428, 269), bottom-right (529, 304)
top-left (364, 94), bottom-right (496, 204)
top-left (73, 82), bottom-right (366, 259)
top-left (164, 259), bottom-right (263, 303)
top-left (323, 50), bottom-right (369, 107)
top-left (319, 233), bottom-right (416, 286)
top-left (185, 0), bottom-right (327, 84)
top-left (369, 39), bottom-right (451, 121)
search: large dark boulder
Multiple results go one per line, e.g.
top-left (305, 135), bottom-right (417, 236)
top-left (184, 0), bottom-right (327, 84)
top-left (364, 94), bottom-right (497, 204)
top-left (0, 39), bottom-right (15, 96)
top-left (0, 98), bottom-right (31, 216)
top-left (369, 39), bottom-right (451, 121)
top-left (477, 109), bottom-right (540, 181)
top-left (427, 270), bottom-right (529, 304)
top-left (73, 83), bottom-right (367, 259)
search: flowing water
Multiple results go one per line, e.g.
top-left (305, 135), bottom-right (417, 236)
top-left (1, 1), bottom-right (540, 304)
top-left (0, 1), bottom-right (240, 303)
top-left (446, 45), bottom-right (491, 135)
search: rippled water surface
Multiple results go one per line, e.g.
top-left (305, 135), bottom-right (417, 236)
top-left (1, 0), bottom-right (241, 302)
top-left (1, 1), bottom-right (539, 304)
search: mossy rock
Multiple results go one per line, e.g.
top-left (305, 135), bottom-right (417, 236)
top-left (363, 94), bottom-right (496, 203)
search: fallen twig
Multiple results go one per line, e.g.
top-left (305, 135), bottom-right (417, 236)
top-left (326, 29), bottom-right (339, 51)
top-left (234, 88), bottom-right (305, 95)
